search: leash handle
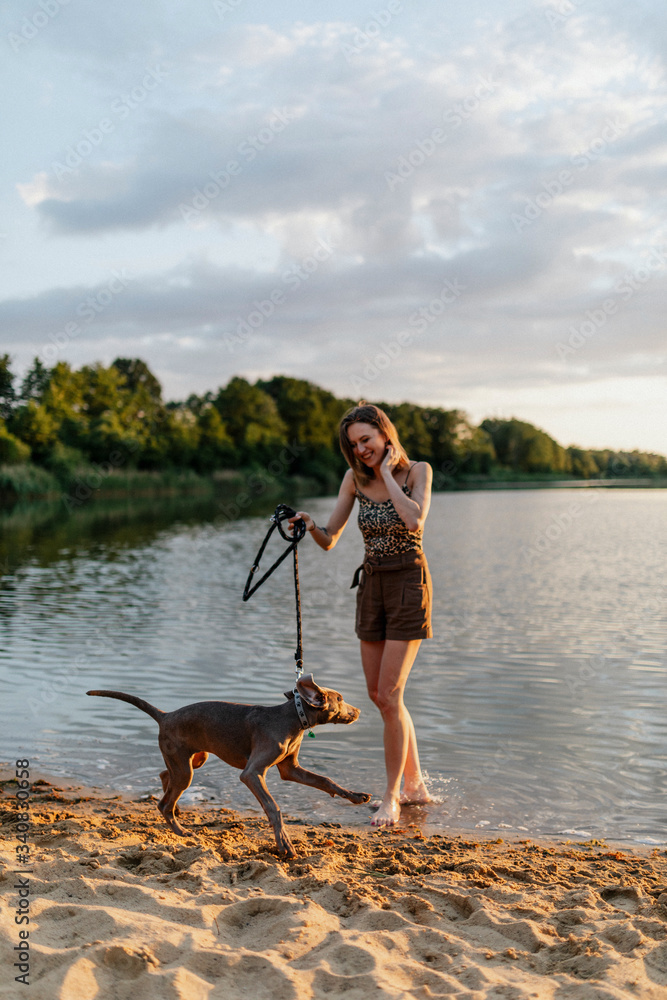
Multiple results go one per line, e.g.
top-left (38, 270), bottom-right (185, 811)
top-left (242, 505), bottom-right (305, 601)
top-left (242, 504), bottom-right (307, 679)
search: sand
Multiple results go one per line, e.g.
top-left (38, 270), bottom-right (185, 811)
top-left (1, 774), bottom-right (667, 999)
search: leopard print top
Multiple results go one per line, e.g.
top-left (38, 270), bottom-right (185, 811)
top-left (355, 478), bottom-right (423, 557)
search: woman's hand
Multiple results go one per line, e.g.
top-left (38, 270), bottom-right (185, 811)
top-left (288, 511), bottom-right (314, 533)
top-left (380, 444), bottom-right (398, 480)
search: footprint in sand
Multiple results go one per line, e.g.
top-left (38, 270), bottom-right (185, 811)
top-left (37, 905), bottom-right (119, 946)
top-left (644, 942), bottom-right (667, 984)
top-left (430, 891), bottom-right (478, 922)
top-left (311, 968), bottom-right (378, 995)
top-left (357, 908), bottom-right (412, 932)
top-left (100, 944), bottom-right (158, 979)
top-left (216, 895), bottom-right (336, 955)
top-left (601, 922), bottom-right (645, 954)
top-left (319, 941), bottom-right (377, 976)
top-left (212, 954), bottom-right (299, 1000)
top-left (599, 885), bottom-right (643, 913)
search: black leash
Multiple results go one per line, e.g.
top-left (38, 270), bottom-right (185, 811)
top-left (242, 503), bottom-right (307, 680)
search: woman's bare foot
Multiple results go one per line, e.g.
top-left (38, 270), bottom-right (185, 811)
top-left (369, 796), bottom-right (400, 827)
top-left (400, 779), bottom-right (432, 805)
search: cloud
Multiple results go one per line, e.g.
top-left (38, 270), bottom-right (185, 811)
top-left (4, 6), bottom-right (667, 450)
top-left (18, 16), bottom-right (664, 255)
top-left (2, 224), bottom-right (665, 389)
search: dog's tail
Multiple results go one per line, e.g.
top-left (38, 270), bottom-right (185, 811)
top-left (86, 690), bottom-right (164, 723)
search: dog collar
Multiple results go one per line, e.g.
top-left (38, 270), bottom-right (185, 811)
top-left (293, 688), bottom-right (310, 730)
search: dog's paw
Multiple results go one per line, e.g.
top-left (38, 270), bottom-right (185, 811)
top-left (165, 818), bottom-right (189, 837)
top-left (276, 840), bottom-right (297, 859)
top-left (349, 791), bottom-right (373, 804)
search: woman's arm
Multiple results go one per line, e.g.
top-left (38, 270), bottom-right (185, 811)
top-left (381, 456), bottom-right (432, 532)
top-left (290, 469), bottom-right (356, 551)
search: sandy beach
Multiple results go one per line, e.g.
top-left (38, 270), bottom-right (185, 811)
top-left (1, 773), bottom-right (667, 1000)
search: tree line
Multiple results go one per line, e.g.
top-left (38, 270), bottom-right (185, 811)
top-left (0, 354), bottom-right (665, 488)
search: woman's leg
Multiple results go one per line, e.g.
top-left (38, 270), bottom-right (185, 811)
top-left (360, 638), bottom-right (429, 826)
top-left (401, 711), bottom-right (430, 804)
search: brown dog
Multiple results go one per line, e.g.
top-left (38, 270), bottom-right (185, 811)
top-left (87, 674), bottom-right (371, 857)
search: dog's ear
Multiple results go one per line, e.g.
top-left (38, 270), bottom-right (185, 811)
top-left (296, 673), bottom-right (326, 708)
top-left (283, 690), bottom-right (295, 701)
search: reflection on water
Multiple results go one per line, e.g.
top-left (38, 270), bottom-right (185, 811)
top-left (1, 488), bottom-right (665, 843)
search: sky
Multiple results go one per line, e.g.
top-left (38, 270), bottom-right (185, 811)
top-left (1, 0), bottom-right (666, 454)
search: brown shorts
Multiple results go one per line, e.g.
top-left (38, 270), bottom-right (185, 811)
top-left (352, 551), bottom-right (433, 642)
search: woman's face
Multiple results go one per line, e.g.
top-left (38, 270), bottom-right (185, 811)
top-left (347, 422), bottom-right (387, 469)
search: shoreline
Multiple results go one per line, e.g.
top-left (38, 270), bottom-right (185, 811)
top-left (2, 771), bottom-right (667, 998)
top-left (1, 471), bottom-right (665, 511)
top-left (1, 766), bottom-right (663, 859)
top-left (7, 763), bottom-right (664, 851)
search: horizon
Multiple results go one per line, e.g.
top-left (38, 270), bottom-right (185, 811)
top-left (2, 0), bottom-right (666, 454)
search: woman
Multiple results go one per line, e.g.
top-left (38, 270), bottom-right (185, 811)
top-left (290, 403), bottom-right (433, 828)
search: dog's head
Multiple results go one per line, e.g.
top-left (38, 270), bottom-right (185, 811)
top-left (284, 673), bottom-right (361, 725)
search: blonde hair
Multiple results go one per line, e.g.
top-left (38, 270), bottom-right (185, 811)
top-left (339, 403), bottom-right (409, 487)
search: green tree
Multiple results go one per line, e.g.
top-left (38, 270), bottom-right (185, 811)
top-left (75, 361), bottom-right (167, 467)
top-left (481, 418), bottom-right (570, 474)
top-left (112, 357), bottom-right (163, 402)
top-left (80, 363), bottom-right (128, 418)
top-left (112, 360), bottom-right (172, 469)
top-left (258, 376), bottom-right (340, 447)
top-left (170, 391), bottom-right (214, 417)
top-left (86, 410), bottom-right (142, 464)
top-left (384, 403), bottom-right (432, 460)
top-left (411, 408), bottom-right (496, 479)
top-left (568, 446), bottom-right (598, 479)
top-left (10, 402), bottom-right (59, 460)
top-left (42, 362), bottom-right (87, 450)
top-left (193, 406), bottom-right (235, 472)
top-left (164, 407), bottom-right (200, 467)
top-left (0, 421), bottom-right (30, 464)
top-left (20, 358), bottom-right (51, 404)
top-left (258, 376), bottom-right (346, 483)
top-left (594, 449), bottom-right (667, 479)
top-left (0, 354), bottom-right (17, 421)
top-left (419, 409), bottom-right (465, 468)
top-left (457, 426), bottom-right (496, 474)
top-left (214, 377), bottom-right (287, 462)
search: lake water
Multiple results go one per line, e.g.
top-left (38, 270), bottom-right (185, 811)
top-left (1, 487), bottom-right (665, 844)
